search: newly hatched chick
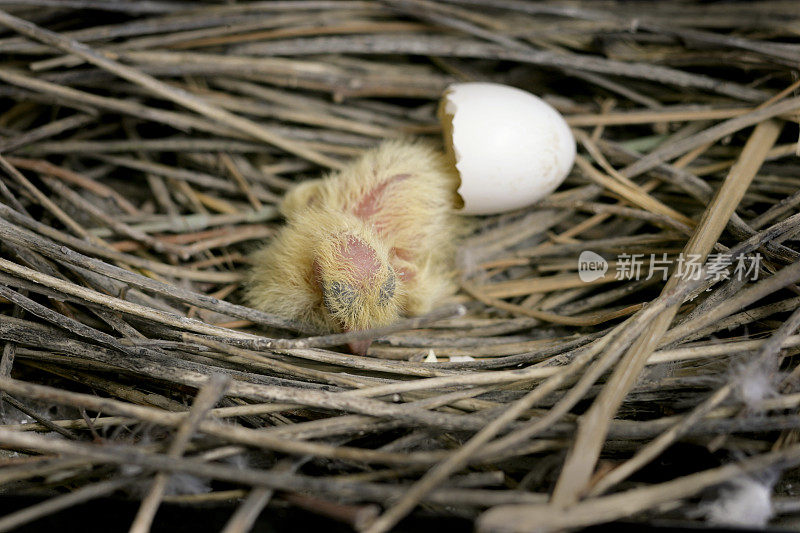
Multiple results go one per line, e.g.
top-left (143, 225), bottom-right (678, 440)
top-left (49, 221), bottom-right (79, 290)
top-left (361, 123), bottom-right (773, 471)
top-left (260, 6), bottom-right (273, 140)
top-left (247, 139), bottom-right (462, 354)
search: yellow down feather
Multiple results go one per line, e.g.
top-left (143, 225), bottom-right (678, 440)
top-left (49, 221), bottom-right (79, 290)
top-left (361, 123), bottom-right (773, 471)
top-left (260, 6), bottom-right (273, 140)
top-left (246, 139), bottom-right (462, 335)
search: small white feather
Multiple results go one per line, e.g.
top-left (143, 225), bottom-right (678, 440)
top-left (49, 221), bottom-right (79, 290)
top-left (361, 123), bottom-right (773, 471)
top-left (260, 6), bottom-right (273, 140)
top-left (701, 476), bottom-right (773, 527)
top-left (733, 358), bottom-right (778, 410)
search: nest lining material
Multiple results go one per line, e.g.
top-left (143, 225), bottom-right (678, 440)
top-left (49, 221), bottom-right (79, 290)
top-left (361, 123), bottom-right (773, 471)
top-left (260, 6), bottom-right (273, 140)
top-left (0, 1), bottom-right (799, 532)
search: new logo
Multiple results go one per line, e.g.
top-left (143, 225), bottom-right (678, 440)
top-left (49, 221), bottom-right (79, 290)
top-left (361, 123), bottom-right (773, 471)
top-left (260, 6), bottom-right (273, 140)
top-left (578, 250), bottom-right (608, 283)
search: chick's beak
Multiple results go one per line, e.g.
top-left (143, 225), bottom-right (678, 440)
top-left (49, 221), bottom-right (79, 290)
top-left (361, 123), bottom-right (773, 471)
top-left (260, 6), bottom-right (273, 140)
top-left (347, 338), bottom-right (373, 356)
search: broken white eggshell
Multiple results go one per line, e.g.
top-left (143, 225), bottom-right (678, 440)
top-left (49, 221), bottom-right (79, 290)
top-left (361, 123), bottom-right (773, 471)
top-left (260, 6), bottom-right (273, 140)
top-left (439, 82), bottom-right (575, 215)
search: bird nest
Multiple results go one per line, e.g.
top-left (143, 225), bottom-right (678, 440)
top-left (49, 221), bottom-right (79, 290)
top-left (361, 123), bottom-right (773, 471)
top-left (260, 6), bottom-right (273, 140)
top-left (1, 2), bottom-right (800, 532)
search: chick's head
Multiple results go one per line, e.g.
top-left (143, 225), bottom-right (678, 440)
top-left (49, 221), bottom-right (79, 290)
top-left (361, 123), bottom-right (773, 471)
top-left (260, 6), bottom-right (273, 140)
top-left (312, 227), bottom-right (401, 351)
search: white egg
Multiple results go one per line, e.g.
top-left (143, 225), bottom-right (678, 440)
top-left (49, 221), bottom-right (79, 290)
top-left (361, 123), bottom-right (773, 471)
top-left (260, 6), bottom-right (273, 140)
top-left (439, 82), bottom-right (575, 215)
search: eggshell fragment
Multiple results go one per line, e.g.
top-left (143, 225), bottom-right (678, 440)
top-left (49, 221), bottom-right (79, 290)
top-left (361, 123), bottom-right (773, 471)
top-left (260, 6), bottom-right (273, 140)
top-left (439, 82), bottom-right (575, 215)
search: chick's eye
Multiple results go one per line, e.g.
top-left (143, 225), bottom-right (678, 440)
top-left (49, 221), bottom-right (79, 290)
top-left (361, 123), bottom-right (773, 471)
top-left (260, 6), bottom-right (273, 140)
top-left (378, 272), bottom-right (396, 306)
top-left (323, 281), bottom-right (357, 312)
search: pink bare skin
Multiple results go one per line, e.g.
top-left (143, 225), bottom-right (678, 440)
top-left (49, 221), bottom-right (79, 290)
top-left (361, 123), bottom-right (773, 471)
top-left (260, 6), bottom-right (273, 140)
top-left (347, 338), bottom-right (373, 356)
top-left (316, 236), bottom-right (389, 355)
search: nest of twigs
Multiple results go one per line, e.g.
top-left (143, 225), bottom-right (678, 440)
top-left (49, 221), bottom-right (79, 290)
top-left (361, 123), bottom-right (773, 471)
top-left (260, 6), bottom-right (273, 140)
top-left (1, 1), bottom-right (800, 532)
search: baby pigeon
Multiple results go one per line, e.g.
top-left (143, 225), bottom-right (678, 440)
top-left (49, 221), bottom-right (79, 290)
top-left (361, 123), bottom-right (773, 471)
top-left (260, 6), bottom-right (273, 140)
top-left (246, 139), bottom-right (462, 354)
